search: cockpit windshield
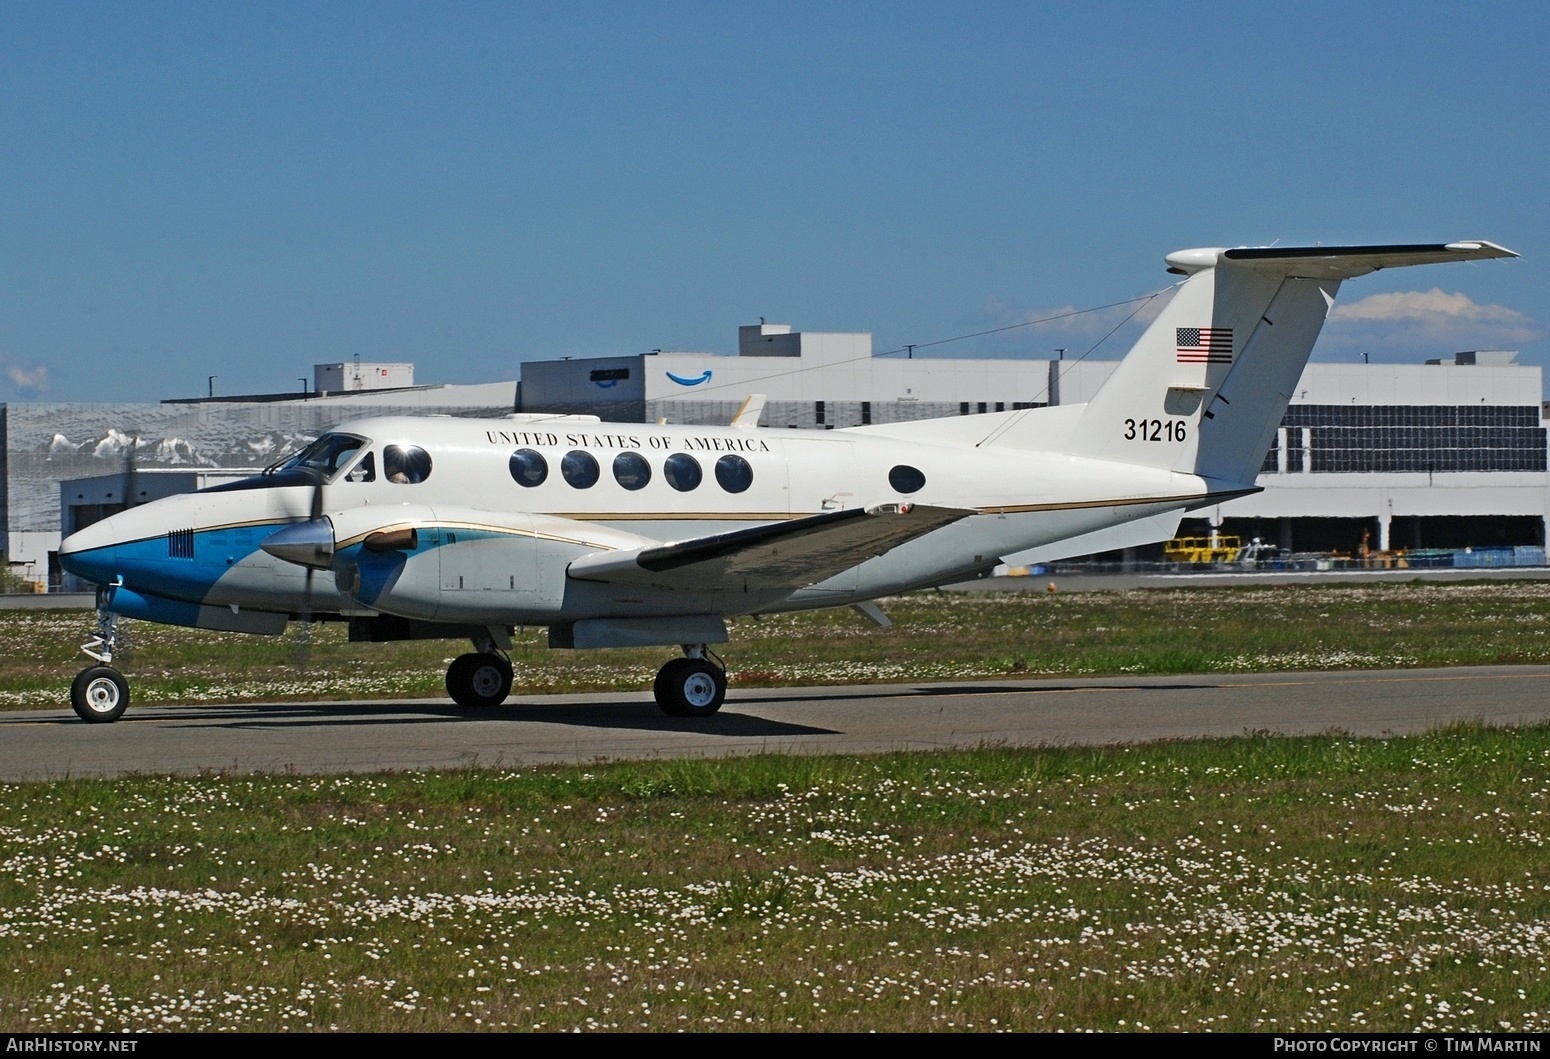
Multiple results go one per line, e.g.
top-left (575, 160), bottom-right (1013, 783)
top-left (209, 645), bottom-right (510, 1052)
top-left (268, 433), bottom-right (370, 483)
top-left (199, 432), bottom-right (375, 495)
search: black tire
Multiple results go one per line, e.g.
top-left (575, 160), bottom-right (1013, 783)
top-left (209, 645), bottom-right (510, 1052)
top-left (445, 653), bottom-right (513, 708)
top-left (653, 657), bottom-right (726, 718)
top-left (71, 666), bottom-right (130, 724)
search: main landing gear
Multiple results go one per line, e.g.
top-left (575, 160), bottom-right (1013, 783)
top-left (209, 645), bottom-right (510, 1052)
top-left (444, 640), bottom-right (727, 717)
top-left (653, 645), bottom-right (727, 718)
top-left (445, 629), bottom-right (514, 709)
top-left (445, 652), bottom-right (514, 708)
top-left (71, 599), bottom-right (129, 723)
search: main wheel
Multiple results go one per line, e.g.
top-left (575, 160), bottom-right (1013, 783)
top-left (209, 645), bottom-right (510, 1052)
top-left (71, 666), bottom-right (130, 724)
top-left (653, 658), bottom-right (726, 718)
top-left (445, 653), bottom-right (513, 708)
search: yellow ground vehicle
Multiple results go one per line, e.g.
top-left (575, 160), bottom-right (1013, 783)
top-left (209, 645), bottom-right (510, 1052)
top-left (1163, 535), bottom-right (1242, 564)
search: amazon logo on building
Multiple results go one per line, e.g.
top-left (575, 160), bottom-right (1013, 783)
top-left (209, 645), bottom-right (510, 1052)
top-left (666, 369), bottom-right (713, 387)
top-left (589, 368), bottom-right (630, 389)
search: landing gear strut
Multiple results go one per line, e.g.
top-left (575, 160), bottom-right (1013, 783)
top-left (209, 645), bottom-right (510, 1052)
top-left (653, 645), bottom-right (727, 717)
top-left (72, 593), bottom-right (129, 723)
top-left (445, 628), bottom-right (514, 709)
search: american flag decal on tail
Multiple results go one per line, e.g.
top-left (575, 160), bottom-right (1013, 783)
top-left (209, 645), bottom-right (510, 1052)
top-left (1176, 327), bottom-right (1233, 363)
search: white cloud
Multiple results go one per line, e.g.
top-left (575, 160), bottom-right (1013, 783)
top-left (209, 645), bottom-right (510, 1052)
top-left (1331, 288), bottom-right (1533, 327)
top-left (1321, 288), bottom-right (1539, 355)
top-left (1, 355), bottom-right (49, 395)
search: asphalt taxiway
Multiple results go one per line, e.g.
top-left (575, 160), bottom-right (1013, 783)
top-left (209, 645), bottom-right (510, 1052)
top-left (4, 665), bottom-right (1550, 781)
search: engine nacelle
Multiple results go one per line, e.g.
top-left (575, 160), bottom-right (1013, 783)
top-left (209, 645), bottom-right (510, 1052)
top-left (328, 505), bottom-right (651, 624)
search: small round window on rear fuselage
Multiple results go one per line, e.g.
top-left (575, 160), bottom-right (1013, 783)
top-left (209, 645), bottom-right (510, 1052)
top-left (888, 464), bottom-right (926, 493)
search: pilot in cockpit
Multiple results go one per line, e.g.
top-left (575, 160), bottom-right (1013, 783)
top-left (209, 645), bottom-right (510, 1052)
top-left (345, 452), bottom-right (376, 482)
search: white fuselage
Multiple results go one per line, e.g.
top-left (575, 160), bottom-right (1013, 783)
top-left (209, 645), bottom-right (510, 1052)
top-left (60, 412), bottom-right (1210, 628)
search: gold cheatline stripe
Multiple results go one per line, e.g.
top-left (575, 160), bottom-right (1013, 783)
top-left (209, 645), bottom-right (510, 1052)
top-left (100, 494), bottom-right (1219, 551)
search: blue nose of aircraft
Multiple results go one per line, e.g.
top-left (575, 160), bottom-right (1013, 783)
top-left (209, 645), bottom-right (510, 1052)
top-left (59, 530), bottom-right (123, 587)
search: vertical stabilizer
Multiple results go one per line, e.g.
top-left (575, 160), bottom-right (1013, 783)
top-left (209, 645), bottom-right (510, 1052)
top-left (1065, 241), bottom-right (1516, 488)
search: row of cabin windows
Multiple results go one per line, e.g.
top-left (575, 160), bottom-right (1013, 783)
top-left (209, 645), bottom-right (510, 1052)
top-left (510, 450), bottom-right (754, 493)
top-left (312, 433), bottom-right (929, 497)
top-left (305, 433), bottom-right (935, 496)
top-left (507, 449), bottom-right (930, 496)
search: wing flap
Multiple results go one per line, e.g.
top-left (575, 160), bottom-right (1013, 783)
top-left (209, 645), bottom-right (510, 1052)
top-left (567, 503), bottom-right (974, 593)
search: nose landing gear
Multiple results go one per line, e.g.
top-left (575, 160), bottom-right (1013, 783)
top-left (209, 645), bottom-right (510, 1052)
top-left (72, 596), bottom-right (130, 723)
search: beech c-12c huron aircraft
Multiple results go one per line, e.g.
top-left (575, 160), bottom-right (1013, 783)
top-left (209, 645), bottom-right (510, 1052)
top-left (58, 240), bottom-right (1517, 722)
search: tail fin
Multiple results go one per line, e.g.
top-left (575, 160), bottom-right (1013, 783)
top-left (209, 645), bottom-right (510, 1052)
top-left (1066, 241), bottom-right (1517, 487)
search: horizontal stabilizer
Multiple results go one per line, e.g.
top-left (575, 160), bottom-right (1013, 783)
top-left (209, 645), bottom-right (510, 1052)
top-left (568, 503), bottom-right (974, 594)
top-left (1167, 240), bottom-right (1516, 278)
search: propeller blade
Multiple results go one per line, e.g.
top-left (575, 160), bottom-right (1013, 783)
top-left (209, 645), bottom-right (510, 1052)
top-left (296, 464), bottom-right (326, 672)
top-left (310, 463), bottom-right (325, 521)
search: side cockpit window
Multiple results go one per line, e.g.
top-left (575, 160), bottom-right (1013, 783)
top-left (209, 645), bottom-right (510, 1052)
top-left (383, 444), bottom-right (432, 485)
top-left (345, 452), bottom-right (376, 482)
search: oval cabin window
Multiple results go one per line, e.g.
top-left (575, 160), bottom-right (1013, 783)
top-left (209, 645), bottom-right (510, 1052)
top-left (509, 449), bottom-right (548, 487)
top-left (664, 453), bottom-right (703, 492)
top-left (383, 444), bottom-right (432, 485)
top-left (714, 454), bottom-right (753, 494)
top-left (612, 451), bottom-right (651, 491)
top-left (561, 450), bottom-right (600, 489)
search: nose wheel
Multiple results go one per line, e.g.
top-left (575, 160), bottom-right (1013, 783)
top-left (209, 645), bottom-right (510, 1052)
top-left (71, 666), bottom-right (130, 724)
top-left (654, 655), bottom-right (727, 717)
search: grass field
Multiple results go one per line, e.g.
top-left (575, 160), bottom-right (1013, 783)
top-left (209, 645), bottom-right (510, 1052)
top-left (3, 729), bottom-right (1549, 1032)
top-left (6, 578), bottom-right (1550, 710)
top-left (4, 580), bottom-right (1550, 1032)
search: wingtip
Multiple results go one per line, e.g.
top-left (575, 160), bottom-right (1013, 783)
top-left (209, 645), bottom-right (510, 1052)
top-left (1445, 240), bottom-right (1518, 259)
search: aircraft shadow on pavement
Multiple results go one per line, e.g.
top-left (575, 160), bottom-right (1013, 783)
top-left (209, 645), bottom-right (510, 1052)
top-left (136, 699), bottom-right (841, 738)
top-left (729, 681), bottom-right (1226, 705)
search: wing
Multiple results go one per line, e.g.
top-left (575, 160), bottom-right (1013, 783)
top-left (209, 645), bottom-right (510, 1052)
top-left (567, 503), bottom-right (974, 593)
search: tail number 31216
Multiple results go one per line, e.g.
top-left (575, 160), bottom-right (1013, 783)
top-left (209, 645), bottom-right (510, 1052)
top-left (1124, 418), bottom-right (1187, 442)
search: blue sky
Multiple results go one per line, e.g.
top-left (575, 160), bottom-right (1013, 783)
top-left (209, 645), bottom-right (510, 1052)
top-left (1, 1), bottom-right (1543, 402)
